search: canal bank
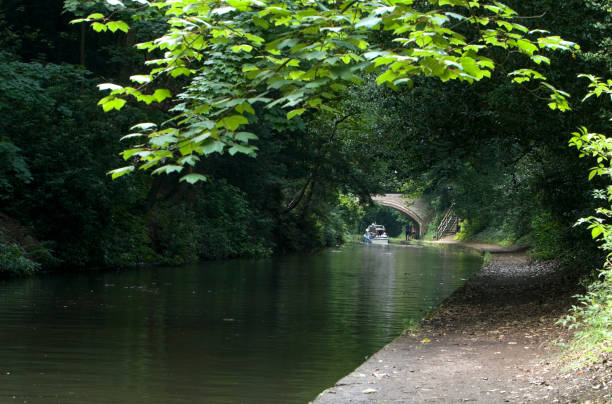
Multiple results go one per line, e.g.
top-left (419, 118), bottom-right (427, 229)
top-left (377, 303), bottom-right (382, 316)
top-left (313, 249), bottom-right (610, 403)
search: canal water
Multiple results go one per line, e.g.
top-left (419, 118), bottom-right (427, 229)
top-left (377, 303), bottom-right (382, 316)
top-left (0, 244), bottom-right (481, 403)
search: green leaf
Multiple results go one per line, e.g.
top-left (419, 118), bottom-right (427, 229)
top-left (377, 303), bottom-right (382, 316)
top-left (130, 122), bottom-right (157, 131)
top-left (376, 69), bottom-right (396, 85)
top-left (530, 55), bottom-right (550, 65)
top-left (98, 83), bottom-right (123, 91)
top-left (92, 22), bottom-right (108, 32)
top-left (150, 133), bottom-right (178, 146)
top-left (152, 89), bottom-right (172, 102)
top-left (151, 165), bottom-right (183, 175)
top-left (191, 131), bottom-right (212, 144)
top-left (99, 97), bottom-right (126, 111)
top-left (227, 0), bottom-right (252, 11)
top-left (202, 140), bottom-right (225, 155)
top-left (180, 173), bottom-right (207, 184)
top-left (591, 226), bottom-right (603, 239)
top-left (287, 108), bottom-right (306, 120)
top-left (228, 143), bottom-right (256, 156)
top-left (364, 51), bottom-right (389, 60)
top-left (108, 165), bottom-right (134, 179)
top-left (170, 67), bottom-right (193, 77)
top-left (217, 115), bottom-right (249, 131)
top-left (355, 15), bottom-right (382, 29)
top-left (130, 75), bottom-right (151, 84)
top-left (307, 97), bottom-right (322, 107)
top-left (235, 102), bottom-right (255, 115)
top-left (234, 132), bottom-right (258, 143)
top-left (120, 133), bottom-right (144, 141)
top-left (253, 16), bottom-right (269, 29)
top-left (178, 155), bottom-right (200, 166)
top-left (516, 39), bottom-right (538, 55)
top-left (212, 6), bottom-right (236, 15)
top-left (231, 44), bottom-right (253, 53)
top-left (107, 21), bottom-right (130, 33)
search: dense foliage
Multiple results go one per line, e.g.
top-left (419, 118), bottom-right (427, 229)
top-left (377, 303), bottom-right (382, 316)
top-left (0, 0), bottom-right (381, 274)
top-left (0, 48), bottom-right (360, 272)
top-left (561, 76), bottom-right (612, 365)
top-left (0, 230), bottom-right (40, 276)
top-left (0, 0), bottom-right (609, 289)
top-left (334, 0), bottom-right (611, 268)
top-left (77, 0), bottom-right (576, 183)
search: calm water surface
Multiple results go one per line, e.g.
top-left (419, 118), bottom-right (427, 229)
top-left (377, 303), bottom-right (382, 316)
top-left (0, 244), bottom-right (481, 403)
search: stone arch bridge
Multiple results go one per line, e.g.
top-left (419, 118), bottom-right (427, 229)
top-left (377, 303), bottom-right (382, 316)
top-left (371, 194), bottom-right (433, 239)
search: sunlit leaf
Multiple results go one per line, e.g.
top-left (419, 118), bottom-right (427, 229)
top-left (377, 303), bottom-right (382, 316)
top-left (108, 165), bottom-right (134, 179)
top-left (98, 83), bottom-right (123, 91)
top-left (179, 173), bottom-right (208, 184)
top-left (287, 108), bottom-right (306, 120)
top-left (217, 115), bottom-right (249, 131)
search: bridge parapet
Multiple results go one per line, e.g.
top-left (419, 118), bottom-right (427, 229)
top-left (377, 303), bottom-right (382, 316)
top-left (371, 194), bottom-right (433, 238)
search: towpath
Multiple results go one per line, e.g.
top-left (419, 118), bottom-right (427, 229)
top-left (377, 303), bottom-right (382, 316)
top-left (313, 249), bottom-right (610, 403)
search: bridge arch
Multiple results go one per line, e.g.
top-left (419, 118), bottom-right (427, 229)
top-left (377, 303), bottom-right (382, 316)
top-left (371, 194), bottom-right (433, 239)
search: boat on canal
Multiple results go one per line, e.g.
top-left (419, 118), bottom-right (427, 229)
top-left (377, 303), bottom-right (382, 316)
top-left (363, 223), bottom-right (389, 245)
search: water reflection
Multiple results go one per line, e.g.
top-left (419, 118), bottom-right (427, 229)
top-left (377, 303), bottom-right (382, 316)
top-left (0, 244), bottom-right (481, 403)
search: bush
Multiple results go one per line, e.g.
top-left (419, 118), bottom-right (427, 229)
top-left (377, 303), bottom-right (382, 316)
top-left (530, 212), bottom-right (566, 260)
top-left (455, 218), bottom-right (483, 241)
top-left (560, 268), bottom-right (612, 367)
top-left (100, 209), bottom-right (158, 267)
top-left (560, 76), bottom-right (612, 368)
top-left (147, 180), bottom-right (272, 265)
top-left (0, 237), bottom-right (40, 276)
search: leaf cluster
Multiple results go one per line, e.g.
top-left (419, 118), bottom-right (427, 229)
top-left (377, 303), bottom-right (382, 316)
top-left (562, 74), bottom-right (612, 364)
top-left (75, 0), bottom-right (578, 182)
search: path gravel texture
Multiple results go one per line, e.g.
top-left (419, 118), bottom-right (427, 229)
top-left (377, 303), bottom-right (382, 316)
top-left (313, 251), bottom-right (611, 403)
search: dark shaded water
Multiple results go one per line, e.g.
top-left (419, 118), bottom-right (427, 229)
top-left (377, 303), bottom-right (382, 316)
top-left (0, 244), bottom-right (481, 403)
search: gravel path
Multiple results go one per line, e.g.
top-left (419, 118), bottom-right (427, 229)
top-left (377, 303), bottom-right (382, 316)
top-left (313, 251), bottom-right (611, 403)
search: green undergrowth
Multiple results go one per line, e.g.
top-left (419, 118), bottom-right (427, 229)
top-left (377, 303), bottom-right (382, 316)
top-left (343, 233), bottom-right (362, 244)
top-left (456, 222), bottom-right (525, 247)
top-left (558, 269), bottom-right (612, 369)
top-left (402, 306), bottom-right (437, 336)
top-left (0, 231), bottom-right (40, 277)
top-left (472, 228), bottom-right (525, 247)
top-left (401, 318), bottom-right (422, 335)
top-left (389, 235), bottom-right (411, 243)
top-left (482, 251), bottom-right (493, 266)
top-left (558, 76), bottom-right (612, 372)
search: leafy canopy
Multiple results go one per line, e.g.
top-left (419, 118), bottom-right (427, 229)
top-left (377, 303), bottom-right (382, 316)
top-left (74, 0), bottom-right (578, 183)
